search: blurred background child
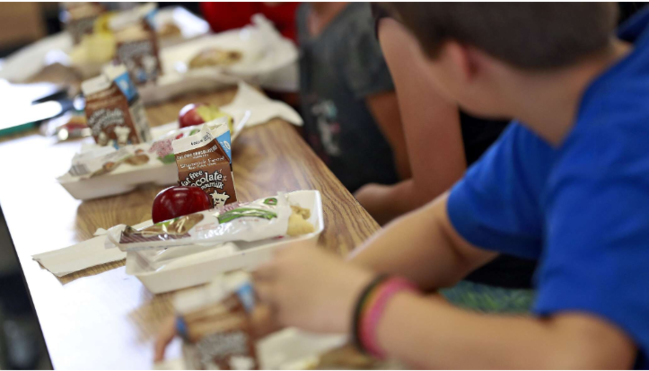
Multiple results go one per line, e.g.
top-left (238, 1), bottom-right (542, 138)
top-left (295, 2), bottom-right (408, 193)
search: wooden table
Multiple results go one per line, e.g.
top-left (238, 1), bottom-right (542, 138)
top-left (0, 88), bottom-right (379, 369)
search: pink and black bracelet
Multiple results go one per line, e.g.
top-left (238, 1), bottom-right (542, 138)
top-left (352, 274), bottom-right (418, 359)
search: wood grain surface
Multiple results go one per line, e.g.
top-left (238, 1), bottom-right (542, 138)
top-left (0, 87), bottom-right (380, 369)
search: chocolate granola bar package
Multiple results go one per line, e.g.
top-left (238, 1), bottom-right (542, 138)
top-left (173, 124), bottom-right (236, 208)
top-left (175, 272), bottom-right (260, 370)
top-left (82, 64), bottom-right (151, 147)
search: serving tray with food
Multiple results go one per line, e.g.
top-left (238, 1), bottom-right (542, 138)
top-left (139, 14), bottom-right (299, 104)
top-left (56, 102), bottom-right (245, 200)
top-left (122, 189), bottom-right (323, 293)
top-left (0, 5), bottom-right (209, 84)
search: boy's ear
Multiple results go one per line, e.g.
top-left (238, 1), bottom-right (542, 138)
top-left (443, 41), bottom-right (479, 85)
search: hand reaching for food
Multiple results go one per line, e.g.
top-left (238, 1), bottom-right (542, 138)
top-left (254, 246), bottom-right (374, 333)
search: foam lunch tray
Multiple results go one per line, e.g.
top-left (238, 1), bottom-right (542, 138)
top-left (57, 112), bottom-right (249, 201)
top-left (126, 190), bottom-right (324, 294)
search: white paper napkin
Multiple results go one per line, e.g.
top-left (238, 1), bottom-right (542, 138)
top-left (32, 221), bottom-right (150, 277)
top-left (221, 81), bottom-right (303, 127)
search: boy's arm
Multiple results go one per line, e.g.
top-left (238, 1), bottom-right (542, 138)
top-left (354, 180), bottom-right (425, 226)
top-left (365, 91), bottom-right (411, 180)
top-left (377, 293), bottom-right (636, 369)
top-left (349, 192), bottom-right (497, 290)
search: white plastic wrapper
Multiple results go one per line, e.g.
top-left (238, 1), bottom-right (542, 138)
top-left (106, 193), bottom-right (292, 252)
top-left (67, 144), bottom-right (149, 178)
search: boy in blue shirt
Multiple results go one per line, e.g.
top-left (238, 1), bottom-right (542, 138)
top-left (154, 3), bottom-right (648, 369)
top-left (250, 3), bottom-right (649, 368)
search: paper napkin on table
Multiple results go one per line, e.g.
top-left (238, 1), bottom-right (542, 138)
top-left (221, 81), bottom-right (303, 128)
top-left (32, 221), bottom-right (150, 277)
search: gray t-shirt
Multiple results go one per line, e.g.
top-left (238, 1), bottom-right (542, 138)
top-left (297, 3), bottom-right (398, 192)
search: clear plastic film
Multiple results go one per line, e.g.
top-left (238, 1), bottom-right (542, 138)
top-left (106, 193), bottom-right (292, 252)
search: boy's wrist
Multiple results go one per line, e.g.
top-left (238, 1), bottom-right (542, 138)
top-left (351, 275), bottom-right (419, 358)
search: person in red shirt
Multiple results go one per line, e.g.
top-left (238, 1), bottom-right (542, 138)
top-left (199, 2), bottom-right (300, 42)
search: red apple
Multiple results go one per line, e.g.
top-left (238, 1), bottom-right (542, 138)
top-left (178, 103), bottom-right (207, 128)
top-left (152, 186), bottom-right (212, 224)
top-left (178, 103), bottom-right (231, 129)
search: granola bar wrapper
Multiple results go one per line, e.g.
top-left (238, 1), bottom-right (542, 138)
top-left (175, 272), bottom-right (260, 370)
top-left (105, 194), bottom-right (291, 252)
top-left (148, 117), bottom-right (233, 165)
top-left (173, 124), bottom-right (236, 208)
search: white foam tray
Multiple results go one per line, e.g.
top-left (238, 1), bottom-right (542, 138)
top-left (126, 190), bottom-right (324, 294)
top-left (57, 112), bottom-right (249, 201)
top-left (139, 15), bottom-right (299, 104)
top-left (58, 160), bottom-right (178, 201)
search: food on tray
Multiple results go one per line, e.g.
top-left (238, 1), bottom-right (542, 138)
top-left (152, 186), bottom-right (213, 224)
top-left (158, 22), bottom-right (182, 38)
top-left (179, 103), bottom-right (233, 132)
top-left (123, 150), bottom-right (149, 166)
top-left (188, 48), bottom-right (243, 69)
top-left (176, 272), bottom-right (260, 370)
top-left (290, 205), bottom-right (310, 220)
top-left (70, 32), bottom-right (117, 66)
top-left (62, 3), bottom-right (106, 45)
top-left (106, 193), bottom-right (314, 251)
top-left (82, 64), bottom-right (151, 147)
top-left (173, 124), bottom-right (237, 208)
top-left (110, 4), bottom-right (161, 85)
top-left (66, 145), bottom-right (145, 178)
top-left (287, 205), bottom-right (315, 237)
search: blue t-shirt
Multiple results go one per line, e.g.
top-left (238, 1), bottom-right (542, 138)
top-left (448, 9), bottom-right (649, 368)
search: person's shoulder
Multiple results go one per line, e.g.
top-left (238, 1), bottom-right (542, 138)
top-left (556, 97), bottom-right (649, 182)
top-left (498, 121), bottom-right (550, 153)
top-left (330, 3), bottom-right (375, 41)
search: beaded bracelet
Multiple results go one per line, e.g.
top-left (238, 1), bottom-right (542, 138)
top-left (352, 275), bottom-right (418, 358)
top-left (352, 274), bottom-right (389, 353)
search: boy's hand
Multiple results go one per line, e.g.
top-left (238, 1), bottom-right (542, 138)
top-left (254, 246), bottom-right (374, 333)
top-left (154, 316), bottom-right (176, 362)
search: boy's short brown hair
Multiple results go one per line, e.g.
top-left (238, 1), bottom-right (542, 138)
top-left (384, 3), bottom-right (618, 69)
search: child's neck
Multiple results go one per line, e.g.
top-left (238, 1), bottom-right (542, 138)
top-left (508, 40), bottom-right (632, 146)
top-left (308, 2), bottom-right (348, 37)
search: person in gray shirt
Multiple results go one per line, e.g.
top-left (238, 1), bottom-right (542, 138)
top-left (296, 2), bottom-right (409, 193)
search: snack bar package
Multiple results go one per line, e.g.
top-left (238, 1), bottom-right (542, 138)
top-left (149, 117), bottom-right (233, 165)
top-left (109, 3), bottom-right (162, 85)
top-left (173, 124), bottom-right (236, 208)
top-left (82, 64), bottom-right (152, 147)
top-left (175, 272), bottom-right (260, 370)
top-left (105, 193), bottom-right (315, 252)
